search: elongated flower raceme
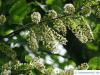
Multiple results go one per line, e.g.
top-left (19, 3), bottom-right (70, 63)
top-left (31, 12), bottom-right (41, 24)
top-left (30, 57), bottom-right (46, 73)
top-left (42, 25), bottom-right (57, 51)
top-left (67, 17), bottom-right (94, 43)
top-left (27, 28), bottom-right (39, 52)
top-left (52, 19), bottom-right (66, 36)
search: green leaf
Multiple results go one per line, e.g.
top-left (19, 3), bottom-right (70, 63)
top-left (0, 0), bottom-right (1, 7)
top-left (46, 0), bottom-right (63, 12)
top-left (5, 29), bottom-right (13, 35)
top-left (93, 24), bottom-right (100, 39)
top-left (86, 43), bottom-right (98, 51)
top-left (46, 0), bottom-right (54, 5)
top-left (25, 55), bottom-right (33, 63)
top-left (9, 0), bottom-right (30, 24)
top-left (73, 0), bottom-right (84, 10)
top-left (0, 53), bottom-right (10, 66)
top-left (88, 56), bottom-right (100, 69)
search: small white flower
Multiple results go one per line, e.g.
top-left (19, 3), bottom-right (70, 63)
top-left (14, 43), bottom-right (20, 47)
top-left (52, 43), bottom-right (67, 56)
top-left (52, 68), bottom-right (61, 74)
top-left (4, 38), bottom-right (9, 42)
top-left (64, 4), bottom-right (75, 14)
top-left (20, 31), bottom-right (29, 38)
top-left (64, 65), bottom-right (74, 71)
top-left (31, 12), bottom-right (41, 24)
top-left (10, 42), bottom-right (14, 48)
top-left (58, 56), bottom-right (65, 63)
top-left (45, 55), bottom-right (54, 65)
top-left (13, 36), bottom-right (17, 40)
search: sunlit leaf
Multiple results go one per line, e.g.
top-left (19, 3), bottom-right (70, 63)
top-left (88, 56), bottom-right (100, 69)
top-left (46, 0), bottom-right (63, 12)
top-left (25, 55), bottom-right (33, 63)
top-left (9, 0), bottom-right (30, 24)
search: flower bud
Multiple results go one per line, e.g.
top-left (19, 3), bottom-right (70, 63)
top-left (0, 14), bottom-right (6, 25)
top-left (31, 12), bottom-right (41, 24)
top-left (64, 4), bottom-right (75, 14)
top-left (48, 10), bottom-right (57, 19)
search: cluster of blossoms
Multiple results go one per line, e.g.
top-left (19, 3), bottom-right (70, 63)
top-left (27, 29), bottom-right (39, 52)
top-left (77, 63), bottom-right (89, 70)
top-left (28, 8), bottom-right (68, 52)
top-left (1, 61), bottom-right (12, 75)
top-left (53, 19), bottom-right (66, 36)
top-left (0, 56), bottom-right (75, 75)
top-left (1, 59), bottom-right (90, 75)
top-left (30, 3), bottom-right (76, 23)
top-left (41, 25), bottom-right (58, 51)
top-left (26, 3), bottom-right (95, 56)
top-left (67, 16), bottom-right (94, 43)
top-left (63, 4), bottom-right (75, 14)
top-left (1, 57), bottom-right (45, 75)
top-left (80, 6), bottom-right (91, 16)
top-left (48, 10), bottom-right (57, 19)
top-left (31, 12), bottom-right (41, 24)
top-left (29, 57), bottom-right (46, 73)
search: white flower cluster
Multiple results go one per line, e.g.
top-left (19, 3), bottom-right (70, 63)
top-left (53, 31), bottom-right (67, 45)
top-left (80, 6), bottom-right (91, 16)
top-left (41, 25), bottom-right (57, 51)
top-left (30, 57), bottom-right (46, 74)
top-left (53, 19), bottom-right (66, 36)
top-left (45, 67), bottom-right (74, 75)
top-left (31, 12), bottom-right (41, 24)
top-left (68, 17), bottom-right (94, 43)
top-left (0, 69), bottom-right (11, 75)
top-left (27, 29), bottom-right (39, 52)
top-left (48, 10), bottom-right (57, 19)
top-left (77, 63), bottom-right (89, 70)
top-left (64, 4), bottom-right (75, 14)
top-left (1, 61), bottom-right (12, 75)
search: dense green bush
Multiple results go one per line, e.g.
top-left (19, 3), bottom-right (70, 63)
top-left (0, 0), bottom-right (100, 75)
